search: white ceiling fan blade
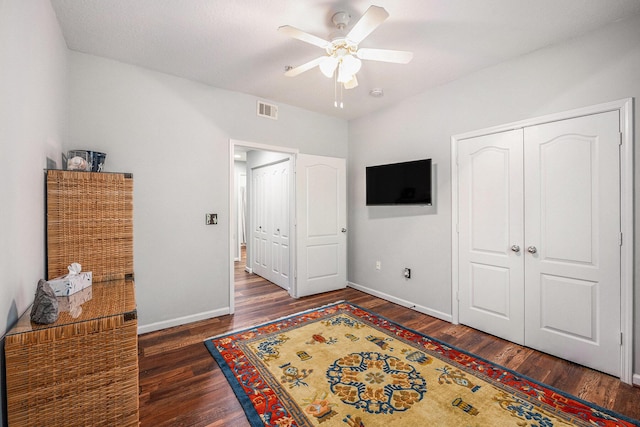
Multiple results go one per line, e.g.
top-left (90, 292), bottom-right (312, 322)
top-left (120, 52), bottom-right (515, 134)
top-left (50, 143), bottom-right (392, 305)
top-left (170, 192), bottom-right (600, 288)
top-left (284, 56), bottom-right (326, 77)
top-left (278, 25), bottom-right (329, 49)
top-left (346, 6), bottom-right (389, 44)
top-left (357, 48), bottom-right (413, 64)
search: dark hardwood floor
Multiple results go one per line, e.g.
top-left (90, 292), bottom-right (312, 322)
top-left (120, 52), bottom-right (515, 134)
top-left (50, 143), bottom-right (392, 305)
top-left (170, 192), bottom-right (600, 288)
top-left (138, 250), bottom-right (640, 426)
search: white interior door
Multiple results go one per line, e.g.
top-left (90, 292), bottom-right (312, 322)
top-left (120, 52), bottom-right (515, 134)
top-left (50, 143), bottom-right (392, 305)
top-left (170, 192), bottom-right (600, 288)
top-left (458, 129), bottom-right (525, 345)
top-left (523, 111), bottom-right (621, 376)
top-left (295, 154), bottom-right (346, 297)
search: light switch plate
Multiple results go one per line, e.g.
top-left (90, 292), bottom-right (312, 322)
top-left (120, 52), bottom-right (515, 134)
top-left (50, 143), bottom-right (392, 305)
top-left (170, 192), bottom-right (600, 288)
top-left (206, 213), bottom-right (218, 225)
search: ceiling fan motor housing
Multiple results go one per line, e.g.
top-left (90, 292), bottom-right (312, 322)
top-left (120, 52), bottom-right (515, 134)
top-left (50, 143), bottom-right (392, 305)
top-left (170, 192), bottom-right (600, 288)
top-left (331, 11), bottom-right (351, 29)
top-left (328, 11), bottom-right (355, 48)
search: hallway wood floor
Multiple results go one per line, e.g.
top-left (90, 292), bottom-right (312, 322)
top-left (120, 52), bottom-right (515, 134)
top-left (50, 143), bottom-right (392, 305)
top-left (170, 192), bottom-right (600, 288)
top-left (138, 255), bottom-right (640, 426)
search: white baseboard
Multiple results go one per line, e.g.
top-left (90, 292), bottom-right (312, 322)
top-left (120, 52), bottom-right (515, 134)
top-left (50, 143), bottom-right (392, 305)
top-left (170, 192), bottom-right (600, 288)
top-left (347, 281), bottom-right (453, 323)
top-left (137, 307), bottom-right (230, 335)
top-left (245, 266), bottom-right (252, 274)
top-left (633, 373), bottom-right (640, 387)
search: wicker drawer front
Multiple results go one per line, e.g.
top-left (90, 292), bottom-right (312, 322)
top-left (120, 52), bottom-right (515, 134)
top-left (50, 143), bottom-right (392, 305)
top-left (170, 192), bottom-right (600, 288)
top-left (46, 170), bottom-right (133, 282)
top-left (5, 280), bottom-right (139, 427)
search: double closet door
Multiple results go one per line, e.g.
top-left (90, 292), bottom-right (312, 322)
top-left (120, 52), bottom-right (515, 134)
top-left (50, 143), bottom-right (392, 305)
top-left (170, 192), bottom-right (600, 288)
top-left (457, 111), bottom-right (621, 377)
top-left (252, 159), bottom-right (291, 290)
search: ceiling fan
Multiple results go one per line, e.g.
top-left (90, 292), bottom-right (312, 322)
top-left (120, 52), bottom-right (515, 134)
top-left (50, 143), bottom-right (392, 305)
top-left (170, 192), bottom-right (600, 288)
top-left (278, 5), bottom-right (413, 94)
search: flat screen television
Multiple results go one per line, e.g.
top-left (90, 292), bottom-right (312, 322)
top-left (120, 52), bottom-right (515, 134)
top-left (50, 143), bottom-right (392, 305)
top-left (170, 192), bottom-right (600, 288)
top-left (366, 159), bottom-right (432, 206)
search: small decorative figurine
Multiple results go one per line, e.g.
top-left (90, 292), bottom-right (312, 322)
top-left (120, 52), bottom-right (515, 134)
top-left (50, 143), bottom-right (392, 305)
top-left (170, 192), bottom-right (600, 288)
top-left (30, 279), bottom-right (59, 324)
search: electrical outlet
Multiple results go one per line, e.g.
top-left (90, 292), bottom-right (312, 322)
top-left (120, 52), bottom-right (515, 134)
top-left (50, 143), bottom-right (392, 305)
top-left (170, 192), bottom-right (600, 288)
top-left (206, 213), bottom-right (218, 225)
top-left (375, 261), bottom-right (381, 270)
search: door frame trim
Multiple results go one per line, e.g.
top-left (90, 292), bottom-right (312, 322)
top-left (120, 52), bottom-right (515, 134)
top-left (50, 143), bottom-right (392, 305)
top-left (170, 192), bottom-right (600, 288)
top-left (451, 98), bottom-right (634, 384)
top-left (229, 139), bottom-right (299, 315)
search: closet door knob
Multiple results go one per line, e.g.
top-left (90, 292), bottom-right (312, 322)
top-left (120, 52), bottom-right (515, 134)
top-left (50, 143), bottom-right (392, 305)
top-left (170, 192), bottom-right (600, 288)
top-left (527, 246), bottom-right (537, 254)
top-left (510, 245), bottom-right (520, 253)
top-left (341, 228), bottom-right (347, 233)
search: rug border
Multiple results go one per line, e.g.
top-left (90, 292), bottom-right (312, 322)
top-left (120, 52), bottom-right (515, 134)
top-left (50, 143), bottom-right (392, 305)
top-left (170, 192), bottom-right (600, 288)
top-left (203, 301), bottom-right (346, 427)
top-left (203, 300), bottom-right (345, 342)
top-left (204, 339), bottom-right (265, 426)
top-left (204, 300), bottom-right (640, 427)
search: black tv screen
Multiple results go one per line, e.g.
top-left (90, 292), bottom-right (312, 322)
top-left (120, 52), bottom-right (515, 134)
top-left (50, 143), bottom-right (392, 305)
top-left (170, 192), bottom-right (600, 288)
top-left (366, 159), bottom-right (432, 206)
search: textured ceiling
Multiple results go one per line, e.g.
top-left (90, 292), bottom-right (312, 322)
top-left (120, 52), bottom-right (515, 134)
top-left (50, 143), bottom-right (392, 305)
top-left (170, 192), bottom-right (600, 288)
top-left (50, 0), bottom-right (640, 120)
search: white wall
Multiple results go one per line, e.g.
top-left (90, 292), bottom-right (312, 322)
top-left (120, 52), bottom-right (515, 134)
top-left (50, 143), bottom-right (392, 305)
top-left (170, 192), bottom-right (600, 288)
top-left (68, 52), bottom-right (348, 332)
top-left (0, 2), bottom-right (68, 336)
top-left (0, 0), bottom-right (68, 424)
top-left (348, 15), bottom-right (640, 376)
top-left (0, 0), bottom-right (68, 331)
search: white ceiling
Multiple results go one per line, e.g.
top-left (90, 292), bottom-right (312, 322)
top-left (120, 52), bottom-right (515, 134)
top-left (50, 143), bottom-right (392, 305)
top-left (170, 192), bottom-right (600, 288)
top-left (50, 0), bottom-right (640, 120)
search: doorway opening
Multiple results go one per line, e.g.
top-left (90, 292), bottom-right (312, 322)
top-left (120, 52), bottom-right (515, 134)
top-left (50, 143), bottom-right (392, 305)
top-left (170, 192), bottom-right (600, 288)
top-left (229, 140), bottom-right (299, 314)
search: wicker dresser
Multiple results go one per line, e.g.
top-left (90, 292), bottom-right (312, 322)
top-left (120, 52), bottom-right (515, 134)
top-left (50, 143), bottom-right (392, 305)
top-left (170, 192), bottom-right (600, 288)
top-left (4, 170), bottom-right (139, 427)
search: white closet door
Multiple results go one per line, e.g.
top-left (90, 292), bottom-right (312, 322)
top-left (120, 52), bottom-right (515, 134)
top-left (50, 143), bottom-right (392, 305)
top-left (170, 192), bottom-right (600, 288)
top-left (252, 166), bottom-right (269, 279)
top-left (523, 111), bottom-right (621, 376)
top-left (458, 129), bottom-right (525, 344)
top-left (252, 160), bottom-right (291, 289)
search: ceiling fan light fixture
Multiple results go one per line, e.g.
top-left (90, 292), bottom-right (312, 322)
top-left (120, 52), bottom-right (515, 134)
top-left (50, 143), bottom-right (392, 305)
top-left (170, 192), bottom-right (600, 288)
top-left (337, 64), bottom-right (352, 84)
top-left (344, 75), bottom-right (358, 89)
top-left (341, 54), bottom-right (362, 76)
top-left (319, 56), bottom-right (338, 78)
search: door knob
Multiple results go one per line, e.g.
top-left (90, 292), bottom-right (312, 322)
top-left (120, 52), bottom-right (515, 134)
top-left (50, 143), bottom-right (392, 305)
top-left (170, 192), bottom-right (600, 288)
top-left (510, 245), bottom-right (520, 253)
top-left (527, 246), bottom-right (537, 254)
top-left (341, 228), bottom-right (347, 233)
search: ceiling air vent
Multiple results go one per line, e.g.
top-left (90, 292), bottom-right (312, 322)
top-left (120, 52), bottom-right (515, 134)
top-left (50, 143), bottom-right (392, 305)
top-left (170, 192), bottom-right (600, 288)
top-left (257, 101), bottom-right (278, 120)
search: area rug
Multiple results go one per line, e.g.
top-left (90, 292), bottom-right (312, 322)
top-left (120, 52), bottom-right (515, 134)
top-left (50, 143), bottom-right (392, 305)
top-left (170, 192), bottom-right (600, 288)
top-left (204, 301), bottom-right (639, 427)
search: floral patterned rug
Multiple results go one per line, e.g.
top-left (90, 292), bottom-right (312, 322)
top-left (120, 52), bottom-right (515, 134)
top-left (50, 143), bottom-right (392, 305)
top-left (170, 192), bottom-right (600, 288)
top-left (204, 301), bottom-right (639, 427)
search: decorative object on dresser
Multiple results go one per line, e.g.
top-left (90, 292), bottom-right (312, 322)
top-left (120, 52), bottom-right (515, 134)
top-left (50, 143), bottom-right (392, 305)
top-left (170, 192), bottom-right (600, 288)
top-left (65, 149), bottom-right (107, 172)
top-left (47, 262), bottom-right (92, 296)
top-left (29, 279), bottom-right (59, 324)
top-left (4, 170), bottom-right (138, 427)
